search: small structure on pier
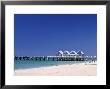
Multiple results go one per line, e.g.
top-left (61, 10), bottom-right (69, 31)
top-left (70, 51), bottom-right (78, 56)
top-left (77, 51), bottom-right (84, 56)
top-left (63, 50), bottom-right (70, 56)
top-left (56, 50), bottom-right (63, 56)
top-left (56, 50), bottom-right (84, 57)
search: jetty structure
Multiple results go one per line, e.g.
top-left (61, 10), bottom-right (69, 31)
top-left (56, 50), bottom-right (84, 57)
top-left (14, 50), bottom-right (96, 61)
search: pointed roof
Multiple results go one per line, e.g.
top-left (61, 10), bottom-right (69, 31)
top-left (77, 51), bottom-right (84, 55)
top-left (63, 50), bottom-right (70, 54)
top-left (70, 51), bottom-right (77, 54)
top-left (58, 50), bottom-right (63, 54)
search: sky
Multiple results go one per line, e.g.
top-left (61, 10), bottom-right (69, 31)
top-left (14, 14), bottom-right (97, 56)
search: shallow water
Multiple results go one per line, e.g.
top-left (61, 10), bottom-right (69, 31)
top-left (14, 58), bottom-right (96, 70)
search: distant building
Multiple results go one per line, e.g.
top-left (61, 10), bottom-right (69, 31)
top-left (56, 50), bottom-right (63, 56)
top-left (56, 50), bottom-right (85, 57)
top-left (63, 50), bottom-right (70, 56)
top-left (77, 51), bottom-right (84, 56)
top-left (70, 51), bottom-right (78, 56)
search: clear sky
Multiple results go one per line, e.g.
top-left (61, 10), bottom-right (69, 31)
top-left (14, 14), bottom-right (97, 56)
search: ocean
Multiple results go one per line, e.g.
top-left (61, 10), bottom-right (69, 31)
top-left (14, 58), bottom-right (96, 70)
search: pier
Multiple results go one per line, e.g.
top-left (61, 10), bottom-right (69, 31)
top-left (14, 56), bottom-right (96, 61)
top-left (14, 50), bottom-right (96, 61)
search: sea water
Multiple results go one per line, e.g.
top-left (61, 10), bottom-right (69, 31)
top-left (14, 58), bottom-right (96, 70)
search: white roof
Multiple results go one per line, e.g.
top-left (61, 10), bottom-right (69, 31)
top-left (77, 51), bottom-right (84, 54)
top-left (58, 50), bottom-right (63, 54)
top-left (63, 50), bottom-right (70, 54)
top-left (70, 51), bottom-right (77, 54)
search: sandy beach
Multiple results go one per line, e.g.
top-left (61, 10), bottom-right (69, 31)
top-left (15, 61), bottom-right (97, 76)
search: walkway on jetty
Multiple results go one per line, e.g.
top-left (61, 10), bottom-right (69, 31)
top-left (14, 56), bottom-right (96, 61)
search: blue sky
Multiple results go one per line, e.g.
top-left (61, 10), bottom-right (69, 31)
top-left (14, 14), bottom-right (97, 56)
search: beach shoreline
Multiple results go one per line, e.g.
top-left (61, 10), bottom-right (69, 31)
top-left (15, 61), bottom-right (97, 76)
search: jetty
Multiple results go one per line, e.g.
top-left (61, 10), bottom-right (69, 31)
top-left (14, 50), bottom-right (96, 61)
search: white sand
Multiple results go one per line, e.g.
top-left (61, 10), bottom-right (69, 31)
top-left (15, 61), bottom-right (97, 76)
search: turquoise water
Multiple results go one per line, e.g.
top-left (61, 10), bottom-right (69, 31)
top-left (14, 58), bottom-right (96, 70)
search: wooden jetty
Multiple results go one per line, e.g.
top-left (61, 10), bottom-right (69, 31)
top-left (14, 56), bottom-right (96, 61)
